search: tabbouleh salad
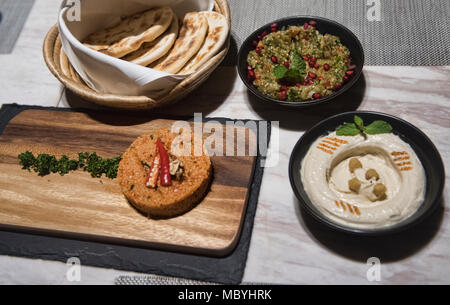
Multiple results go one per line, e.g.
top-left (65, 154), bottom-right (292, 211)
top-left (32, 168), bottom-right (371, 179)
top-left (247, 21), bottom-right (355, 102)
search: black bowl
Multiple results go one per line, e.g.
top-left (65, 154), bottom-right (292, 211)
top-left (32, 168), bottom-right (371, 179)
top-left (289, 111), bottom-right (445, 235)
top-left (237, 16), bottom-right (364, 107)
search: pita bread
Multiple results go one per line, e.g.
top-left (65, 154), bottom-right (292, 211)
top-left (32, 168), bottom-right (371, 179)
top-left (122, 15), bottom-right (179, 66)
top-left (84, 7), bottom-right (174, 58)
top-left (179, 12), bottom-right (229, 74)
top-left (151, 12), bottom-right (208, 74)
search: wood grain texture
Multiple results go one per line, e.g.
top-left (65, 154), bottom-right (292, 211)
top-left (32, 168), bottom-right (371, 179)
top-left (0, 110), bottom-right (257, 256)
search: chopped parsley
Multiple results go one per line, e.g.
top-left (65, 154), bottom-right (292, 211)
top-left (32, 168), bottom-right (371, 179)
top-left (18, 151), bottom-right (121, 179)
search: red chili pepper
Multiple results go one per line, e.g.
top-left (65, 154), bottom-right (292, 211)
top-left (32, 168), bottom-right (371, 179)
top-left (145, 153), bottom-right (160, 189)
top-left (156, 138), bottom-right (171, 186)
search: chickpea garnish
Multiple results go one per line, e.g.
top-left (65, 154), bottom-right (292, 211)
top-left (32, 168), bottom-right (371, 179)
top-left (365, 169), bottom-right (380, 180)
top-left (349, 158), bottom-right (362, 173)
top-left (373, 183), bottom-right (387, 200)
top-left (348, 177), bottom-right (361, 193)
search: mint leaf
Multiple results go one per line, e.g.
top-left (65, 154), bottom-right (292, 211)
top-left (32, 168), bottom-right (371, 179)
top-left (364, 120), bottom-right (393, 135)
top-left (291, 51), bottom-right (304, 71)
top-left (354, 115), bottom-right (364, 131)
top-left (336, 123), bottom-right (360, 136)
top-left (274, 65), bottom-right (288, 79)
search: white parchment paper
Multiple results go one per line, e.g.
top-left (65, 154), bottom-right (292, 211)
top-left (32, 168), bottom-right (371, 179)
top-left (58, 0), bottom-right (213, 98)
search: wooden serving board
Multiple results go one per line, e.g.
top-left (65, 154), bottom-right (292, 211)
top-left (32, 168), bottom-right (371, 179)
top-left (0, 110), bottom-right (257, 256)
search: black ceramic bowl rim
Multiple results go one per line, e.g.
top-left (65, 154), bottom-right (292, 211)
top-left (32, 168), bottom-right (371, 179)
top-left (237, 15), bottom-right (365, 107)
top-left (288, 111), bottom-right (445, 235)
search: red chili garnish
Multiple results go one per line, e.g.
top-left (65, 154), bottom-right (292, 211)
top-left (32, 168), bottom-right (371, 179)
top-left (145, 153), bottom-right (160, 189)
top-left (156, 138), bottom-right (171, 186)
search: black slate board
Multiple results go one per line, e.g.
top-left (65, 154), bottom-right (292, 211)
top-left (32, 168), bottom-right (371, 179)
top-left (0, 104), bottom-right (270, 284)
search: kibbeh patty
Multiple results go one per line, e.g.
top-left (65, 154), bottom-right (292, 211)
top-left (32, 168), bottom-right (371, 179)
top-left (118, 128), bottom-right (212, 217)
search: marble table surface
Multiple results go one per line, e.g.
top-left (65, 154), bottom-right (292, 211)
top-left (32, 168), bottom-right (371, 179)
top-left (0, 0), bottom-right (449, 284)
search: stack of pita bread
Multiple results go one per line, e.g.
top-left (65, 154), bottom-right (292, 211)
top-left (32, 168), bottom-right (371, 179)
top-left (84, 6), bottom-right (229, 75)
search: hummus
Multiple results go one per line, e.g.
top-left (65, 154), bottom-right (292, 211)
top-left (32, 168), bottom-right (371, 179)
top-left (300, 132), bottom-right (426, 229)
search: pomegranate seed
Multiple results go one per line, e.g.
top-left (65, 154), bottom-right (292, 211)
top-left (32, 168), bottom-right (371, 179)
top-left (343, 75), bottom-right (349, 82)
top-left (310, 57), bottom-right (317, 63)
top-left (307, 79), bottom-right (314, 85)
top-left (324, 81), bottom-right (331, 88)
top-left (318, 76), bottom-right (324, 81)
top-left (247, 70), bottom-right (255, 82)
top-left (314, 63), bottom-right (320, 69)
top-left (334, 84), bottom-right (342, 90)
top-left (302, 55), bottom-right (309, 61)
top-left (261, 31), bottom-right (268, 38)
top-left (309, 62), bottom-right (315, 68)
top-left (281, 85), bottom-right (288, 91)
top-left (312, 93), bottom-right (322, 99)
top-left (309, 20), bottom-right (317, 27)
top-left (323, 64), bottom-right (330, 71)
top-left (296, 83), bottom-right (302, 87)
top-left (257, 35), bottom-right (262, 40)
top-left (304, 22), bottom-right (309, 30)
top-left (270, 23), bottom-right (278, 32)
top-left (271, 56), bottom-right (278, 64)
top-left (283, 61), bottom-right (290, 68)
top-left (346, 70), bottom-right (355, 76)
top-left (308, 72), bottom-right (317, 79)
top-left (252, 40), bottom-right (258, 47)
top-left (255, 47), bottom-right (262, 54)
top-left (302, 35), bottom-right (309, 41)
top-left (348, 64), bottom-right (357, 70)
top-left (277, 91), bottom-right (287, 101)
top-left (247, 65), bottom-right (253, 70)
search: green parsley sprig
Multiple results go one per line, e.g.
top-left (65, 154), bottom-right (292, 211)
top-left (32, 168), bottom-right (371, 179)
top-left (18, 151), bottom-right (121, 179)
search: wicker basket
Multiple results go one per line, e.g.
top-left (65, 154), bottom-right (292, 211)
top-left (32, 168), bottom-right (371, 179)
top-left (42, 0), bottom-right (231, 110)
